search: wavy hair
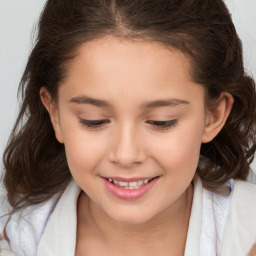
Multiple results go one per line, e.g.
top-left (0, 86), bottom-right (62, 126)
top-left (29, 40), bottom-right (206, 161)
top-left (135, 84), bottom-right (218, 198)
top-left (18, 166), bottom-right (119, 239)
top-left (3, 0), bottom-right (256, 211)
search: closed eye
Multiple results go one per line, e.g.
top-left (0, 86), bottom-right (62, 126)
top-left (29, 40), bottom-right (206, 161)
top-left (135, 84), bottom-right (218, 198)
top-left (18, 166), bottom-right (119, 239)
top-left (79, 119), bottom-right (110, 129)
top-left (146, 119), bottom-right (178, 130)
top-left (79, 119), bottom-right (178, 131)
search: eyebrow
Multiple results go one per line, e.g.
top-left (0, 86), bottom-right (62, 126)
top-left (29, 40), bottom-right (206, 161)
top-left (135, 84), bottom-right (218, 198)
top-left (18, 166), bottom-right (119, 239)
top-left (69, 96), bottom-right (190, 108)
top-left (142, 98), bottom-right (190, 108)
top-left (69, 96), bottom-right (110, 107)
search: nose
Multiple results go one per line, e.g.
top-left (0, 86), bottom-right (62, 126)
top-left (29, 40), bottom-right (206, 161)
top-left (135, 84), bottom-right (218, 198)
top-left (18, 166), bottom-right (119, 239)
top-left (108, 124), bottom-right (147, 168)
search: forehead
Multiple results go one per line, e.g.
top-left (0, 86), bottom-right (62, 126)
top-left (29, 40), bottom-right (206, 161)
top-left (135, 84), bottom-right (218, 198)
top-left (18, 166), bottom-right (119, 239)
top-left (60, 36), bottom-right (203, 105)
top-left (70, 35), bottom-right (192, 80)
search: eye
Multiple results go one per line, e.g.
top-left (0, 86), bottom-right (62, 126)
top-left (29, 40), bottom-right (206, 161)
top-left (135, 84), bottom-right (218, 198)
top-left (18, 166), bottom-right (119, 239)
top-left (79, 119), bottom-right (110, 129)
top-left (146, 119), bottom-right (178, 130)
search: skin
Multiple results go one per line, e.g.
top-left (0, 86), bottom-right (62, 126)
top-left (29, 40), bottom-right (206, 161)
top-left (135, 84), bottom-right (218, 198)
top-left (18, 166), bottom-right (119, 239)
top-left (248, 244), bottom-right (256, 256)
top-left (41, 36), bottom-right (234, 256)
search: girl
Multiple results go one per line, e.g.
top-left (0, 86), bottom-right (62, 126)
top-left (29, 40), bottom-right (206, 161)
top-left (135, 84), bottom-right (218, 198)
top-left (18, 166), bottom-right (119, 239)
top-left (1, 0), bottom-right (256, 255)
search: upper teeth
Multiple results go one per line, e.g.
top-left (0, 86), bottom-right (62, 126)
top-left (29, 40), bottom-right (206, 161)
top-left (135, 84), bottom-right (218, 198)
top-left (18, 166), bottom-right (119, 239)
top-left (107, 178), bottom-right (152, 188)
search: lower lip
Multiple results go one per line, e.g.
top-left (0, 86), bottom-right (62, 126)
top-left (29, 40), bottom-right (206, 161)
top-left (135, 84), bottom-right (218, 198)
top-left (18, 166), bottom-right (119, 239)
top-left (103, 177), bottom-right (159, 200)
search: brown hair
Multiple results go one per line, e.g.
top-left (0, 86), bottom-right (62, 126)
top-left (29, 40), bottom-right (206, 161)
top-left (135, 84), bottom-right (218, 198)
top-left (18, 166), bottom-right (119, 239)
top-left (2, 0), bottom-right (256, 212)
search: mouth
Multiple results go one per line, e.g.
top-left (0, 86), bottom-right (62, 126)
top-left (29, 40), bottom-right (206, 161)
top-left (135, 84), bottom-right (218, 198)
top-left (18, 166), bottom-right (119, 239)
top-left (102, 176), bottom-right (160, 200)
top-left (103, 176), bottom-right (159, 190)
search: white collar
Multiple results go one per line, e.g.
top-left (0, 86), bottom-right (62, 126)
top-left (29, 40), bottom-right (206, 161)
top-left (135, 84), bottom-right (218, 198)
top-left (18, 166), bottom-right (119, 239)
top-left (37, 180), bottom-right (80, 256)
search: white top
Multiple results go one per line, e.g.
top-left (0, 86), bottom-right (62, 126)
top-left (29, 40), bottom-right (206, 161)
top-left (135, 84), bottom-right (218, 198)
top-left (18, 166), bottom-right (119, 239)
top-left (1, 175), bottom-right (256, 256)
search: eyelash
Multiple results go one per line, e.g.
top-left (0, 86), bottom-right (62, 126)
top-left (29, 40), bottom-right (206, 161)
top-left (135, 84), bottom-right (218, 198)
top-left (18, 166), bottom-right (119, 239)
top-left (79, 119), bottom-right (178, 130)
top-left (79, 119), bottom-right (110, 129)
top-left (146, 120), bottom-right (178, 130)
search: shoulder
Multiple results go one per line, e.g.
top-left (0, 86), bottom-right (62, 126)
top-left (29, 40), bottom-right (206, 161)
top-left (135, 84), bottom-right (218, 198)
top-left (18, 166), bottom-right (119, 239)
top-left (231, 179), bottom-right (256, 211)
top-left (226, 179), bottom-right (256, 227)
top-left (0, 193), bottom-right (60, 256)
top-left (221, 179), bottom-right (256, 256)
top-left (0, 181), bottom-right (12, 236)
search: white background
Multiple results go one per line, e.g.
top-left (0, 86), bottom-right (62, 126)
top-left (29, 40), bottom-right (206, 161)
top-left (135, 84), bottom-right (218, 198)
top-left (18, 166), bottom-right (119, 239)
top-left (0, 0), bottom-right (255, 171)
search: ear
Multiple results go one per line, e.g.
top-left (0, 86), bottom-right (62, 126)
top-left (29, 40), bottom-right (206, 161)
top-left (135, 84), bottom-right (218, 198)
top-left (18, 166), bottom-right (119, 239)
top-left (40, 87), bottom-right (64, 143)
top-left (202, 92), bottom-right (234, 143)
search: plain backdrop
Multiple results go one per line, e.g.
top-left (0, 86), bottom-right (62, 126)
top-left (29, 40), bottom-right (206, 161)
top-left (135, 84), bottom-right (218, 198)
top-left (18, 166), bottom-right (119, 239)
top-left (0, 0), bottom-right (255, 171)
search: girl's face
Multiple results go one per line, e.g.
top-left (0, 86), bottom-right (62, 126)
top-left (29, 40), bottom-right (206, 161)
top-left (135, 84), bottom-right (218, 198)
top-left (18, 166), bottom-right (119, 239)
top-left (43, 36), bottom-right (231, 224)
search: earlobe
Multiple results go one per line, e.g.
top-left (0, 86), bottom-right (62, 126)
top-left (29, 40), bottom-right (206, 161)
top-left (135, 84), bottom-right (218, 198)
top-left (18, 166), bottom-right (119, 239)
top-left (40, 87), bottom-right (64, 143)
top-left (202, 92), bottom-right (234, 143)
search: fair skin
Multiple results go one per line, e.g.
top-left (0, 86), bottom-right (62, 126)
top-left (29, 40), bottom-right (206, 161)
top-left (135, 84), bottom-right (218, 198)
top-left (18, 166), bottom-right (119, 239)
top-left (41, 36), bottom-right (233, 256)
top-left (248, 244), bottom-right (256, 256)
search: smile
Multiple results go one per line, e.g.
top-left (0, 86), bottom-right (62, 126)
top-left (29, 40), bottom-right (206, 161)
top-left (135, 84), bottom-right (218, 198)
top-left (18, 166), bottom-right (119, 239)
top-left (103, 176), bottom-right (160, 200)
top-left (106, 177), bottom-right (155, 189)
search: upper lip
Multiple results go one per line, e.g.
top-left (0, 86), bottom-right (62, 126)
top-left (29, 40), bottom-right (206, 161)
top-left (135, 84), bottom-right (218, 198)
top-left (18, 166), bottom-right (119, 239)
top-left (102, 176), bottom-right (159, 182)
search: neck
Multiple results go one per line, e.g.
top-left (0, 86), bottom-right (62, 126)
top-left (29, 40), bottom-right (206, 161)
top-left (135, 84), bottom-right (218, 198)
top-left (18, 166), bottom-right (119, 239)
top-left (77, 184), bottom-right (194, 255)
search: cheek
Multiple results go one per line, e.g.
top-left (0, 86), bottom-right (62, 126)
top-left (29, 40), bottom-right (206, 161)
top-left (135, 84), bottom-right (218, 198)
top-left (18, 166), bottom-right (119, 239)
top-left (60, 120), bottom-right (106, 177)
top-left (151, 121), bottom-right (204, 175)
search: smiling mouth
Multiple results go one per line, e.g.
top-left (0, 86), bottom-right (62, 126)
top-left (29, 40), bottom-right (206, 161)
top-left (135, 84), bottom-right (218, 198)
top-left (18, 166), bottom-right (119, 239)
top-left (104, 177), bottom-right (159, 190)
